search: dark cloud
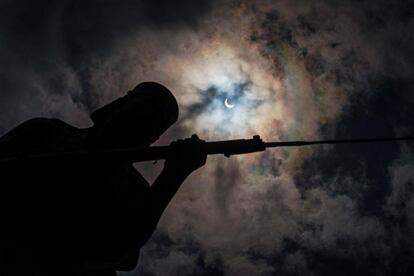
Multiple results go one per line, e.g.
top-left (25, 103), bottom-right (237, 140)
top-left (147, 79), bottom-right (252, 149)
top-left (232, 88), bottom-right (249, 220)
top-left (0, 0), bottom-right (217, 133)
top-left (60, 0), bottom-right (217, 83)
top-left (184, 81), bottom-right (255, 117)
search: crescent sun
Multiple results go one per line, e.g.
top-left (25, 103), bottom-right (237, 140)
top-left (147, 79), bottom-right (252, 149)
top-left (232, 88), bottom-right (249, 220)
top-left (224, 98), bottom-right (235, 108)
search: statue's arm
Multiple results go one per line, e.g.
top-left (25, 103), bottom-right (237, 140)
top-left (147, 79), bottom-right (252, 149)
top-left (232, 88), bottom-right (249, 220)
top-left (147, 135), bottom-right (207, 231)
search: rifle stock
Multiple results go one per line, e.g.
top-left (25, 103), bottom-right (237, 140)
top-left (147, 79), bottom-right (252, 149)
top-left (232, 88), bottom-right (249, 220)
top-left (73, 135), bottom-right (267, 163)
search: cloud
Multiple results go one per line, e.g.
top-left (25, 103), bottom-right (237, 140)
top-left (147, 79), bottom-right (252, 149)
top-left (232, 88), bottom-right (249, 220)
top-left (137, 1), bottom-right (414, 275)
top-left (0, 0), bottom-right (218, 132)
top-left (1, 0), bottom-right (413, 275)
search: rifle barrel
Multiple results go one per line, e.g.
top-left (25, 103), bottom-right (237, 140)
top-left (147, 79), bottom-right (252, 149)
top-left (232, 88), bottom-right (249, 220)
top-left (265, 137), bottom-right (414, 148)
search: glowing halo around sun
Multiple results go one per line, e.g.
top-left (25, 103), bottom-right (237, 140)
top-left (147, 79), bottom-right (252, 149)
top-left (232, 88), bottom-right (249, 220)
top-left (163, 41), bottom-right (289, 141)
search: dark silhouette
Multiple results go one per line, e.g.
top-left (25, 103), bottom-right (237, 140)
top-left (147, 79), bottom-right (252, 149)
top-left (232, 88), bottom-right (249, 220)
top-left (0, 82), bottom-right (207, 276)
top-left (1, 82), bottom-right (412, 276)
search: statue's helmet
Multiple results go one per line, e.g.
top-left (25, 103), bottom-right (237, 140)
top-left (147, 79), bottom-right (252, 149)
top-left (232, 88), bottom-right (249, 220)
top-left (89, 82), bottom-right (179, 148)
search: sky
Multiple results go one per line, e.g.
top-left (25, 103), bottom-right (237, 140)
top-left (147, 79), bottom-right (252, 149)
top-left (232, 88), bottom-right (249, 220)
top-left (1, 0), bottom-right (414, 275)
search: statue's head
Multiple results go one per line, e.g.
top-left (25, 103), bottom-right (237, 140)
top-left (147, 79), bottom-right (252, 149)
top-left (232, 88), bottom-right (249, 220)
top-left (89, 82), bottom-right (179, 148)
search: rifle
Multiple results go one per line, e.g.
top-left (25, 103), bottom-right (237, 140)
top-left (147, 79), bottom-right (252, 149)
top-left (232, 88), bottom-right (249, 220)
top-left (1, 135), bottom-right (413, 164)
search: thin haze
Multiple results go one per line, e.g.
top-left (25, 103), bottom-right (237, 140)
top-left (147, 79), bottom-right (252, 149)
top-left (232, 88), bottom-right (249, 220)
top-left (0, 0), bottom-right (413, 275)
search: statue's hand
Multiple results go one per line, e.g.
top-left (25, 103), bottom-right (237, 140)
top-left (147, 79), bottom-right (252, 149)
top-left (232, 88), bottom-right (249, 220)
top-left (164, 134), bottom-right (207, 177)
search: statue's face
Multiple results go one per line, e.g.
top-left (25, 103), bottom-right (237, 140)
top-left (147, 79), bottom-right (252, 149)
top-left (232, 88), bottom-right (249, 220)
top-left (89, 82), bottom-right (179, 149)
top-left (97, 101), bottom-right (168, 148)
top-left (91, 98), bottom-right (172, 149)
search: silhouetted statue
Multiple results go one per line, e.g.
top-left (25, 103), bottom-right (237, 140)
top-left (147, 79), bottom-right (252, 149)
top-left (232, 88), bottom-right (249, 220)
top-left (0, 82), bottom-right (207, 276)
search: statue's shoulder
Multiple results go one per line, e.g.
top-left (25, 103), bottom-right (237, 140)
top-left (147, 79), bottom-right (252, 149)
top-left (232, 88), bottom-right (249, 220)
top-left (0, 117), bottom-right (81, 156)
top-left (1, 117), bottom-right (74, 138)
